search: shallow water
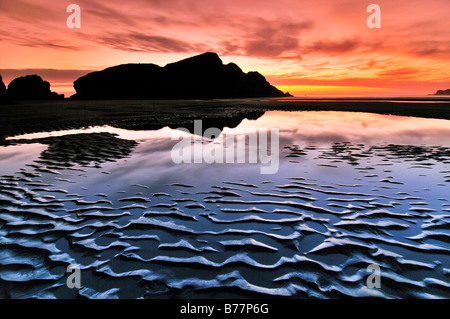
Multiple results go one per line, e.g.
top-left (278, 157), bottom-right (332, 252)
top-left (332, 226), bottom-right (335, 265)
top-left (0, 111), bottom-right (449, 299)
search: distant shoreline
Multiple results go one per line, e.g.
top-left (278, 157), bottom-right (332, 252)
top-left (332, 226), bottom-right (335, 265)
top-left (1, 97), bottom-right (450, 143)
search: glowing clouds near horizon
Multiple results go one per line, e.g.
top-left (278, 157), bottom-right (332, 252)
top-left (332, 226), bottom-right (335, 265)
top-left (0, 0), bottom-right (449, 96)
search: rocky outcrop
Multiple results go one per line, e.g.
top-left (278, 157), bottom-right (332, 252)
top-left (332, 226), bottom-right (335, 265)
top-left (434, 89), bottom-right (450, 95)
top-left (0, 75), bottom-right (6, 94)
top-left (7, 75), bottom-right (64, 100)
top-left (0, 74), bottom-right (10, 104)
top-left (72, 52), bottom-right (291, 99)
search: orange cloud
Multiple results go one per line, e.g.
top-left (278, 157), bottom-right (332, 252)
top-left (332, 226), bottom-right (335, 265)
top-left (0, 0), bottom-right (448, 96)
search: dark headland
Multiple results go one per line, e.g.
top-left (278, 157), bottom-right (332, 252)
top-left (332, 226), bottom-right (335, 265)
top-left (0, 74), bottom-right (64, 101)
top-left (0, 75), bottom-right (6, 94)
top-left (1, 52), bottom-right (450, 143)
top-left (434, 89), bottom-right (450, 95)
top-left (72, 52), bottom-right (291, 100)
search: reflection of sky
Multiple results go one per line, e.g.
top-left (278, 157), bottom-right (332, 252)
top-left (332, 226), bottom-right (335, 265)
top-left (3, 111), bottom-right (450, 183)
top-left (7, 111), bottom-right (450, 146)
top-left (2, 111), bottom-right (448, 204)
top-left (1, 111), bottom-right (449, 299)
top-left (0, 143), bottom-right (47, 175)
top-left (234, 111), bottom-right (450, 146)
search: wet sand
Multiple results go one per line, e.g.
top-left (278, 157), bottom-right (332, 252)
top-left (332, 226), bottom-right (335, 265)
top-left (1, 97), bottom-right (450, 142)
top-left (0, 111), bottom-right (449, 298)
top-left (1, 130), bottom-right (449, 298)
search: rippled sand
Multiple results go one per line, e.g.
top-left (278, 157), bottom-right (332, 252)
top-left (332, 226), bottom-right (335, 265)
top-left (0, 111), bottom-right (449, 299)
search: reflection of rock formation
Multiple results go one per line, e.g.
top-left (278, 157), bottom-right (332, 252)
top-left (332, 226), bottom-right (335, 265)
top-left (99, 109), bottom-right (265, 136)
top-left (0, 101), bottom-right (265, 144)
top-left (7, 75), bottom-right (64, 100)
top-left (9, 133), bottom-right (138, 168)
top-left (3, 111), bottom-right (265, 167)
top-left (73, 52), bottom-right (291, 99)
top-left (168, 110), bottom-right (265, 136)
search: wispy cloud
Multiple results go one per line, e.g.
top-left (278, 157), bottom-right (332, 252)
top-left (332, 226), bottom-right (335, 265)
top-left (301, 39), bottom-right (360, 55)
top-left (97, 32), bottom-right (210, 53)
top-left (0, 0), bottom-right (448, 95)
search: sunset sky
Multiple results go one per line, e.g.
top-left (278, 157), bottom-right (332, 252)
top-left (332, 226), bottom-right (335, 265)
top-left (0, 0), bottom-right (449, 97)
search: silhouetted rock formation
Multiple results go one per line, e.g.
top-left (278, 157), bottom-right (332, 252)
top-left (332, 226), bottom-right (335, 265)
top-left (7, 74), bottom-right (64, 100)
top-left (0, 74), bottom-right (9, 104)
top-left (434, 89), bottom-right (450, 95)
top-left (0, 75), bottom-right (6, 94)
top-left (72, 52), bottom-right (291, 99)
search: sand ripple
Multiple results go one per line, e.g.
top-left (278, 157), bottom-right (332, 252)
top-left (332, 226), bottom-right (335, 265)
top-left (0, 133), bottom-right (449, 298)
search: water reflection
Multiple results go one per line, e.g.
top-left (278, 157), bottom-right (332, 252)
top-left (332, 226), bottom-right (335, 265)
top-left (239, 111), bottom-right (450, 146)
top-left (5, 110), bottom-right (450, 172)
top-left (0, 111), bottom-right (449, 299)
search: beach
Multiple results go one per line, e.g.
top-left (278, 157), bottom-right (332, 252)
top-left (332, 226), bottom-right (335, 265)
top-left (1, 105), bottom-right (449, 298)
top-left (1, 97), bottom-right (450, 142)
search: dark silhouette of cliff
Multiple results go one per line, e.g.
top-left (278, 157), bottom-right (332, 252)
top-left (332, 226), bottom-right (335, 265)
top-left (0, 75), bottom-right (6, 94)
top-left (435, 89), bottom-right (450, 95)
top-left (72, 52), bottom-right (291, 99)
top-left (7, 75), bottom-right (64, 100)
top-left (0, 74), bottom-right (10, 104)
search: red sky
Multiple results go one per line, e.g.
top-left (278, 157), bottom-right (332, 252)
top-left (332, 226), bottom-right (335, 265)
top-left (0, 0), bottom-right (449, 97)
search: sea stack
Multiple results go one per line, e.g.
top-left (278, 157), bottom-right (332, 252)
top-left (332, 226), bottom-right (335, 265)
top-left (7, 74), bottom-right (64, 100)
top-left (72, 52), bottom-right (291, 99)
top-left (0, 75), bottom-right (6, 94)
top-left (0, 75), bottom-right (9, 103)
